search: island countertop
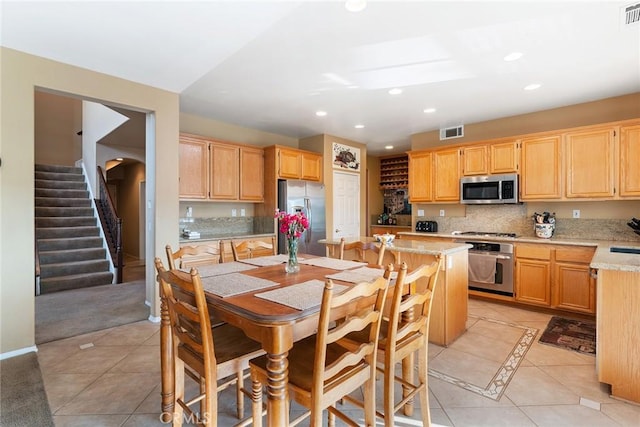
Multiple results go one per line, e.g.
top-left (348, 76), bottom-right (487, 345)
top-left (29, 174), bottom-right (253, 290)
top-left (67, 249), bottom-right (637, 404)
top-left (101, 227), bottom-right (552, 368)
top-left (318, 236), bottom-right (472, 256)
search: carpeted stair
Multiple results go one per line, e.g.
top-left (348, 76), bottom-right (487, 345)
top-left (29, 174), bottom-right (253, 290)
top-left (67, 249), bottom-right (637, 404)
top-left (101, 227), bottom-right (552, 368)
top-left (35, 164), bottom-right (113, 294)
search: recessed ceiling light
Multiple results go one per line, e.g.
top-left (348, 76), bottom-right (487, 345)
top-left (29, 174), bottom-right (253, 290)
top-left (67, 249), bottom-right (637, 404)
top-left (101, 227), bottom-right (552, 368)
top-left (524, 83), bottom-right (542, 91)
top-left (388, 88), bottom-right (403, 95)
top-left (423, 108), bottom-right (436, 113)
top-left (315, 111), bottom-right (327, 117)
top-left (345, 0), bottom-right (367, 12)
top-left (354, 124), bottom-right (365, 129)
top-left (116, 157), bottom-right (123, 161)
top-left (385, 145), bottom-right (394, 150)
top-left (348, 85), bottom-right (359, 89)
top-left (504, 52), bottom-right (523, 62)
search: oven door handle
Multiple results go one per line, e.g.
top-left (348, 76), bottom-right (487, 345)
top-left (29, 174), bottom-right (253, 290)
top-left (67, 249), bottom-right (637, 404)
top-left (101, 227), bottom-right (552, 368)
top-left (495, 255), bottom-right (512, 260)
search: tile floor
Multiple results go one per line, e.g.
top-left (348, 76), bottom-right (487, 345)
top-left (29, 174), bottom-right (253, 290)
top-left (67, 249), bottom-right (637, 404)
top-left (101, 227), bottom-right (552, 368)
top-left (38, 299), bottom-right (640, 426)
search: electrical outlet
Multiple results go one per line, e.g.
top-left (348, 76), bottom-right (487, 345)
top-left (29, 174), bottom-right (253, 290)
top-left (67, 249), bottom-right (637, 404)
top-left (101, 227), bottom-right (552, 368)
top-left (232, 209), bottom-right (237, 217)
top-left (240, 209), bottom-right (246, 217)
top-left (440, 209), bottom-right (445, 217)
top-left (417, 209), bottom-right (425, 217)
top-left (573, 209), bottom-right (580, 219)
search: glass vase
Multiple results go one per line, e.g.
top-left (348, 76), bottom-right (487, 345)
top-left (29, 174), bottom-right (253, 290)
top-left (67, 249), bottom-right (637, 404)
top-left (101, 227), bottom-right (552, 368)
top-left (285, 237), bottom-right (300, 273)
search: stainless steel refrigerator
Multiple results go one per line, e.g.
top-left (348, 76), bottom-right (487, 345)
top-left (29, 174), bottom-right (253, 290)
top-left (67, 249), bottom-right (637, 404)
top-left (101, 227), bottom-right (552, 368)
top-left (277, 179), bottom-right (326, 256)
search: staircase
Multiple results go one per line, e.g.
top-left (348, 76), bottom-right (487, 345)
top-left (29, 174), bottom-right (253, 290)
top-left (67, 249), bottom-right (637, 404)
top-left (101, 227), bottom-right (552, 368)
top-left (35, 164), bottom-right (114, 294)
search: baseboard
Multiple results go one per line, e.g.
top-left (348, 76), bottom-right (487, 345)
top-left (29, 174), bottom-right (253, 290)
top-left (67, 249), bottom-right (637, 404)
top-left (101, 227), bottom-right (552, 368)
top-left (0, 345), bottom-right (38, 360)
top-left (148, 315), bottom-right (160, 323)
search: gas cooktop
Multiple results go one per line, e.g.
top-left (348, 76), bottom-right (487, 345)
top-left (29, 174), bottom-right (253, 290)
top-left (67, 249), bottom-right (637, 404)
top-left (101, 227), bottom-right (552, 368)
top-left (458, 231), bottom-right (518, 238)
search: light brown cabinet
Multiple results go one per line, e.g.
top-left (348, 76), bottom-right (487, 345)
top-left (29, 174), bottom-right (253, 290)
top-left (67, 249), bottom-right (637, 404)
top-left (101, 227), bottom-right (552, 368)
top-left (179, 133), bottom-right (264, 202)
top-left (461, 145), bottom-right (488, 176)
top-left (564, 127), bottom-right (615, 198)
top-left (520, 135), bottom-right (562, 200)
top-left (275, 147), bottom-right (322, 182)
top-left (408, 151), bottom-right (432, 202)
top-left (301, 151), bottom-right (322, 181)
top-left (515, 245), bottom-right (552, 306)
top-left (619, 124), bottom-right (640, 197)
top-left (490, 140), bottom-right (519, 174)
top-left (433, 149), bottom-right (461, 201)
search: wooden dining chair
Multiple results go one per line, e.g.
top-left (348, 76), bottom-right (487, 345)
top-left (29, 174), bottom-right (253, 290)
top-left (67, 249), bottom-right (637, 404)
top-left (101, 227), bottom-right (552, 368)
top-left (342, 259), bottom-right (442, 427)
top-left (231, 236), bottom-right (276, 261)
top-left (166, 242), bottom-right (224, 269)
top-left (249, 271), bottom-right (391, 427)
top-left (154, 258), bottom-right (263, 426)
top-left (338, 238), bottom-right (387, 266)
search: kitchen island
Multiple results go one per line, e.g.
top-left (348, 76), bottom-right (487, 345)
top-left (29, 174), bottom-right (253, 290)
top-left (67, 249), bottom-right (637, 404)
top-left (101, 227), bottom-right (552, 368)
top-left (319, 237), bottom-right (472, 346)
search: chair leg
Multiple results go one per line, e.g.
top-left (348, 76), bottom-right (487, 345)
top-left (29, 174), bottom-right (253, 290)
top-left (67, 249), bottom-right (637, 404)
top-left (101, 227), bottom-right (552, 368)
top-left (402, 352), bottom-right (415, 416)
top-left (383, 359), bottom-right (395, 427)
top-left (174, 359), bottom-right (185, 427)
top-left (236, 370), bottom-right (244, 419)
top-left (251, 371), bottom-right (263, 427)
top-left (418, 345), bottom-right (431, 426)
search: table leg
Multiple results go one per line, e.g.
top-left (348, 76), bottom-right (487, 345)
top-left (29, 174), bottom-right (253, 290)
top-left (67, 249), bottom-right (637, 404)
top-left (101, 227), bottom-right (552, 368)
top-left (266, 352), bottom-right (289, 427)
top-left (160, 292), bottom-right (174, 423)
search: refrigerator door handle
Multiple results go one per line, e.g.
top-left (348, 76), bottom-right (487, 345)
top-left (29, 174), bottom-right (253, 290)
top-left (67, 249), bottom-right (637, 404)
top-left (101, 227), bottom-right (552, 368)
top-left (304, 197), bottom-right (311, 244)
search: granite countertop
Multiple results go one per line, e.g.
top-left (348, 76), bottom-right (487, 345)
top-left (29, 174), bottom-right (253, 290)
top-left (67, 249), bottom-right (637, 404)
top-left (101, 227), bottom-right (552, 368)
top-left (397, 231), bottom-right (640, 273)
top-left (318, 236), bottom-right (472, 256)
top-left (179, 232), bottom-right (275, 244)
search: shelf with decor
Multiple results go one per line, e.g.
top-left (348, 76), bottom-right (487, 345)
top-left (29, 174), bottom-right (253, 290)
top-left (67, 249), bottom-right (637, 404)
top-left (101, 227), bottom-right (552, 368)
top-left (379, 155), bottom-right (409, 189)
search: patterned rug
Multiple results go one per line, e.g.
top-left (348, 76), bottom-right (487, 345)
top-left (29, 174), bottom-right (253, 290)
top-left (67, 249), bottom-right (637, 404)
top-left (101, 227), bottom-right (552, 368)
top-left (538, 316), bottom-right (596, 356)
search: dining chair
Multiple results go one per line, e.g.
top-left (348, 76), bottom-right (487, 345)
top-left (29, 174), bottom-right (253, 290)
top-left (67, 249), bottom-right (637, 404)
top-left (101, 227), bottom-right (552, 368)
top-left (249, 270), bottom-right (391, 427)
top-left (338, 238), bottom-right (387, 266)
top-left (342, 259), bottom-right (442, 427)
top-left (166, 242), bottom-right (224, 269)
top-left (231, 236), bottom-right (276, 261)
top-left (154, 258), bottom-right (264, 426)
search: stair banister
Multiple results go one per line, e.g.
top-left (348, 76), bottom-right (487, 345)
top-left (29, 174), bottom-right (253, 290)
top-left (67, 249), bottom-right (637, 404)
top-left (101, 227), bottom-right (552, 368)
top-left (96, 166), bottom-right (123, 283)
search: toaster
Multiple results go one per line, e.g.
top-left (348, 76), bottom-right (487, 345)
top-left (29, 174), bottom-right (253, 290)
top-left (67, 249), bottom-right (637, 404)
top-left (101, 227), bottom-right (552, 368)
top-left (415, 221), bottom-right (438, 232)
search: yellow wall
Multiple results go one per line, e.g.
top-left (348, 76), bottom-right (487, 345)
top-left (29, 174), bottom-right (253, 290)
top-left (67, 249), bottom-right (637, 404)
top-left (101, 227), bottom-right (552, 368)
top-left (0, 47), bottom-right (179, 356)
top-left (119, 162), bottom-right (146, 258)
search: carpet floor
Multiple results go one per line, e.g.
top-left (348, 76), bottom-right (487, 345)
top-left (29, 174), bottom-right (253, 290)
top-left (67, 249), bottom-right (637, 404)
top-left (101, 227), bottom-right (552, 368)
top-left (538, 316), bottom-right (596, 355)
top-left (35, 279), bottom-right (149, 344)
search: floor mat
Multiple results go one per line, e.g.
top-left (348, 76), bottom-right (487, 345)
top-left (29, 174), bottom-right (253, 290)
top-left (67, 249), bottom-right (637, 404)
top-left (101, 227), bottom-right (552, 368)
top-left (538, 316), bottom-right (596, 356)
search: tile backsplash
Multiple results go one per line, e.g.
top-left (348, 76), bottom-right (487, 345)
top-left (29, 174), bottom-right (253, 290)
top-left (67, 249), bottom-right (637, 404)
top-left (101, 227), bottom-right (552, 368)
top-left (180, 216), bottom-right (274, 237)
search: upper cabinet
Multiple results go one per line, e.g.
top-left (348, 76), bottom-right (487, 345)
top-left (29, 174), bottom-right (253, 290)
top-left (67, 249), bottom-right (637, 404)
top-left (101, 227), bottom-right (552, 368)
top-left (179, 133), bottom-right (264, 202)
top-left (276, 146), bottom-right (322, 182)
top-left (461, 145), bottom-right (488, 176)
top-left (490, 140), bottom-right (519, 174)
top-left (520, 135), bottom-right (562, 200)
top-left (433, 148), bottom-right (461, 201)
top-left (619, 124), bottom-right (640, 198)
top-left (564, 126), bottom-right (615, 198)
top-left (408, 151), bottom-right (432, 202)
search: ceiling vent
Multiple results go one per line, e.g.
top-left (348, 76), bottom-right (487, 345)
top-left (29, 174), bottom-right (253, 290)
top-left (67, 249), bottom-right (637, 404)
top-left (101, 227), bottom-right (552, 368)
top-left (440, 125), bottom-right (464, 141)
top-left (622, 3), bottom-right (640, 26)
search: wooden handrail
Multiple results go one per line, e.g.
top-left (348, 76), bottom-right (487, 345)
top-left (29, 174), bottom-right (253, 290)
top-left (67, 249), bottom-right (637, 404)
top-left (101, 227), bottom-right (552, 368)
top-left (96, 166), bottom-right (123, 283)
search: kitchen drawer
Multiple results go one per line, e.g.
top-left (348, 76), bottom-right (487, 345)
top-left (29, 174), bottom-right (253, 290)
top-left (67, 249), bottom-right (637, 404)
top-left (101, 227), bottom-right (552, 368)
top-left (516, 244), bottom-right (551, 260)
top-left (555, 247), bottom-right (595, 264)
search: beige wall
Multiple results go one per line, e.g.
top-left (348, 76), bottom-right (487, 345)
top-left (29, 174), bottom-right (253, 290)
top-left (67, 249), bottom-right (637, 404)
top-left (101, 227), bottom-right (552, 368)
top-left (118, 162), bottom-right (146, 258)
top-left (34, 91), bottom-right (82, 166)
top-left (366, 155), bottom-right (382, 234)
top-left (0, 47), bottom-right (179, 356)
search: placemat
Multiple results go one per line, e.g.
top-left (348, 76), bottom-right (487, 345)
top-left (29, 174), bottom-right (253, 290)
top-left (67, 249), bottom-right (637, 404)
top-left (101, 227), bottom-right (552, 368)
top-left (201, 273), bottom-right (279, 298)
top-left (255, 280), bottom-right (347, 310)
top-left (182, 262), bottom-right (258, 278)
top-left (298, 257), bottom-right (367, 271)
top-left (238, 254), bottom-right (305, 267)
top-left (325, 266), bottom-right (396, 284)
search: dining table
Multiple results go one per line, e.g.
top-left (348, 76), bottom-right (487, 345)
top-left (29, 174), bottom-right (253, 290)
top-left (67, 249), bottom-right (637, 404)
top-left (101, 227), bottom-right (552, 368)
top-left (159, 254), bottom-right (387, 426)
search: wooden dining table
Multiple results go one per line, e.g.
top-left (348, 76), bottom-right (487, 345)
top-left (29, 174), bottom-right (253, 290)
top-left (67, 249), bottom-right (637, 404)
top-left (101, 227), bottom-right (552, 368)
top-left (159, 255), bottom-right (383, 426)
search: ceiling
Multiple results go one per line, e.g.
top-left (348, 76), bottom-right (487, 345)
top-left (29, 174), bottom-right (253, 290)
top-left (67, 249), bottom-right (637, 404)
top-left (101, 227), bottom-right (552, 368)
top-left (2, 1), bottom-right (639, 155)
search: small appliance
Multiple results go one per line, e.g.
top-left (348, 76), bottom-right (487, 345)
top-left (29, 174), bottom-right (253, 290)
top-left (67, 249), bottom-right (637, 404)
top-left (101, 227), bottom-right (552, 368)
top-left (460, 173), bottom-right (518, 204)
top-left (415, 220), bottom-right (438, 232)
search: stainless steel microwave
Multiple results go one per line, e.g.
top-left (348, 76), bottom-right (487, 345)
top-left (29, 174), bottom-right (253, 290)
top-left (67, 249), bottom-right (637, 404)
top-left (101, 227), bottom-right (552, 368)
top-left (460, 174), bottom-right (519, 204)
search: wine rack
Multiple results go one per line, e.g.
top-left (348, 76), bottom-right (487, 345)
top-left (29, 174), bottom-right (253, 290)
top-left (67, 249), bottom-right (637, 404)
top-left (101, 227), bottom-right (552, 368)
top-left (379, 155), bottom-right (408, 189)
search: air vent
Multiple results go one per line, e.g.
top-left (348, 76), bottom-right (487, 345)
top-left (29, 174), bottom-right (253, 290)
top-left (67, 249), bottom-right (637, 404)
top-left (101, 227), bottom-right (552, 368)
top-left (622, 3), bottom-right (640, 26)
top-left (440, 125), bottom-right (464, 140)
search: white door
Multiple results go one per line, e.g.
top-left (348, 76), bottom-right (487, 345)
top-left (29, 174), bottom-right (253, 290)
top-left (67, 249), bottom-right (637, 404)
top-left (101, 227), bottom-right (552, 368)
top-left (333, 171), bottom-right (360, 238)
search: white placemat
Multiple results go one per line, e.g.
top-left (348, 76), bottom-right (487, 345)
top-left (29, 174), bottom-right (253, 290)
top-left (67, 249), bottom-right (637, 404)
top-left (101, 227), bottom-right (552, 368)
top-left (325, 266), bottom-right (397, 284)
top-left (238, 254), bottom-right (305, 267)
top-left (255, 280), bottom-right (348, 310)
top-left (298, 257), bottom-right (367, 271)
top-left (201, 273), bottom-right (279, 298)
top-left (182, 262), bottom-right (258, 278)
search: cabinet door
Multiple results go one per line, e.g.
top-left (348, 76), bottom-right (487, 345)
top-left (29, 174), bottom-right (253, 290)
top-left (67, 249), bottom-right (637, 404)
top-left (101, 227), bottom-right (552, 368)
top-left (408, 151), bottom-right (432, 202)
top-left (515, 259), bottom-right (551, 306)
top-left (462, 145), bottom-right (488, 176)
top-left (239, 147), bottom-right (264, 201)
top-left (554, 262), bottom-right (595, 313)
top-left (565, 127), bottom-right (615, 198)
top-left (520, 135), bottom-right (562, 200)
top-left (433, 149), bottom-right (461, 201)
top-left (620, 124), bottom-right (640, 198)
top-left (210, 143), bottom-right (239, 200)
top-left (301, 152), bottom-right (322, 182)
top-left (179, 137), bottom-right (208, 199)
top-left (490, 140), bottom-right (519, 174)
top-left (278, 148), bottom-right (301, 179)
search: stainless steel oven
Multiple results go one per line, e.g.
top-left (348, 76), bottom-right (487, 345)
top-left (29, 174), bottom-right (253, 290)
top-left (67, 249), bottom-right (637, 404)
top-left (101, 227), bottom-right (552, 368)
top-left (455, 239), bottom-right (514, 297)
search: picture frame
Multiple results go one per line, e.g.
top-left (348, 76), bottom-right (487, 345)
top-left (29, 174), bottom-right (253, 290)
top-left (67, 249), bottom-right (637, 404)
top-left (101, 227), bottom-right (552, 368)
top-left (332, 142), bottom-right (360, 171)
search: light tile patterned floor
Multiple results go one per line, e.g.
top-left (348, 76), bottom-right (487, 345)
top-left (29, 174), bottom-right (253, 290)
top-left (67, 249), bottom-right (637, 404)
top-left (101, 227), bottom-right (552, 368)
top-left (38, 299), bottom-right (640, 426)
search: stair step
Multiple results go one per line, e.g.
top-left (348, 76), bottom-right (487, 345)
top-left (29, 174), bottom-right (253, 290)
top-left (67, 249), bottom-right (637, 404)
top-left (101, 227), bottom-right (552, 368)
top-left (35, 188), bottom-right (89, 199)
top-left (39, 259), bottom-right (110, 278)
top-left (35, 206), bottom-right (94, 217)
top-left (37, 236), bottom-right (104, 251)
top-left (36, 216), bottom-right (96, 227)
top-left (35, 197), bottom-right (91, 208)
top-left (36, 226), bottom-right (100, 239)
top-left (39, 271), bottom-right (114, 294)
top-left (35, 179), bottom-right (86, 190)
top-left (35, 164), bottom-right (82, 174)
top-left (39, 248), bottom-right (107, 264)
top-left (35, 170), bottom-right (84, 182)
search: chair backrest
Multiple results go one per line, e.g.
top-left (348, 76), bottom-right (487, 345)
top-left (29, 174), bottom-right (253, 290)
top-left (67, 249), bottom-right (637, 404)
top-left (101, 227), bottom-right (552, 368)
top-left (339, 238), bottom-right (386, 266)
top-left (166, 242), bottom-right (224, 269)
top-left (231, 236), bottom-right (276, 261)
top-left (312, 272), bottom-right (390, 400)
top-left (384, 259), bottom-right (442, 358)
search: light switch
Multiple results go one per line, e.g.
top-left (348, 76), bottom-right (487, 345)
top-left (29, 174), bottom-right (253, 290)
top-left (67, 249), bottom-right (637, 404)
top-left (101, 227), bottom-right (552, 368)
top-left (232, 209), bottom-right (237, 217)
top-left (241, 209), bottom-right (246, 217)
